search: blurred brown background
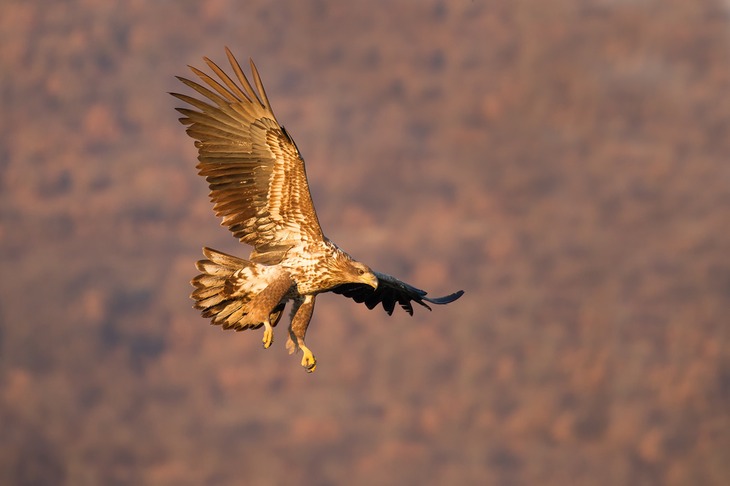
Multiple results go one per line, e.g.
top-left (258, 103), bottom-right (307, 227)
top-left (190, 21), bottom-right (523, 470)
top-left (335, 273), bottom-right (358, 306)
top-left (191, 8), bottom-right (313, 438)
top-left (1, 0), bottom-right (728, 484)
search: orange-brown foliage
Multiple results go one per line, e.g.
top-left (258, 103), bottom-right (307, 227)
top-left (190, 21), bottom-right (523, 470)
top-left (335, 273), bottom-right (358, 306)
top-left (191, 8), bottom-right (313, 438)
top-left (0, 0), bottom-right (728, 484)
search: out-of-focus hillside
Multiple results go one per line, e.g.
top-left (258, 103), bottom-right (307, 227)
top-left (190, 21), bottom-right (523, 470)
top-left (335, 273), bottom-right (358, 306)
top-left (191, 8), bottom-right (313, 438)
top-left (0, 0), bottom-right (728, 484)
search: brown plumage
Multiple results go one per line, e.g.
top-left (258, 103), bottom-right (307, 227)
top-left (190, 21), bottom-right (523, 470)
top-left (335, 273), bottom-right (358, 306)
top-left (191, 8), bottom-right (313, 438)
top-left (172, 48), bottom-right (463, 372)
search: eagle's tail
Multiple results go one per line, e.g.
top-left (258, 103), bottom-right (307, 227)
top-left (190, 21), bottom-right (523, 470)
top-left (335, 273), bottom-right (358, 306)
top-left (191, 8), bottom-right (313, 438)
top-left (190, 247), bottom-right (285, 331)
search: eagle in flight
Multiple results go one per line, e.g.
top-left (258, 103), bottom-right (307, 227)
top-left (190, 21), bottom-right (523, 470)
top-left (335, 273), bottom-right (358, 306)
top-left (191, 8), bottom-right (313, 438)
top-left (172, 48), bottom-right (463, 372)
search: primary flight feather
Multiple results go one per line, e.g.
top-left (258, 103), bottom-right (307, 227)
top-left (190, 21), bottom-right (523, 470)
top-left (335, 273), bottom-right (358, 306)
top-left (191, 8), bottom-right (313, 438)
top-left (172, 48), bottom-right (463, 372)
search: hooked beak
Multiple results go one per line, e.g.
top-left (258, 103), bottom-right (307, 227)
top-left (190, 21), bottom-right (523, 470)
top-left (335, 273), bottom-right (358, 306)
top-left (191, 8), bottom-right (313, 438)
top-left (364, 272), bottom-right (379, 290)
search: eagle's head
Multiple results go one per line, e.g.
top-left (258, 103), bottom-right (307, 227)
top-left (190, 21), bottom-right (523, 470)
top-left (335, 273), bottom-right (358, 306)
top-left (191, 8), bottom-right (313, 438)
top-left (348, 260), bottom-right (379, 290)
top-left (329, 251), bottom-right (378, 290)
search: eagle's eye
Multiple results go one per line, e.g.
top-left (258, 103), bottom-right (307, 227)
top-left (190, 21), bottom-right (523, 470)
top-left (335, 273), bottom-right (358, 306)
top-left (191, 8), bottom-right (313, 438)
top-left (357, 268), bottom-right (364, 275)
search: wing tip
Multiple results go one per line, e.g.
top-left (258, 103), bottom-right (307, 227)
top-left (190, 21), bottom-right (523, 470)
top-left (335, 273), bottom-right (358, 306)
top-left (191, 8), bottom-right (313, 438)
top-left (424, 289), bottom-right (465, 305)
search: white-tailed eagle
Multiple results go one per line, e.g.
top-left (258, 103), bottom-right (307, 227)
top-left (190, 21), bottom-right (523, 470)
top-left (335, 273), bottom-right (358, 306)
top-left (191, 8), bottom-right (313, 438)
top-left (172, 48), bottom-right (463, 372)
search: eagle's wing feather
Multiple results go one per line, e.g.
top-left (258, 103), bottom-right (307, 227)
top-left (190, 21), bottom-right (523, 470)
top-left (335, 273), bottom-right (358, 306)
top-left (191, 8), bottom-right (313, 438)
top-left (331, 271), bottom-right (464, 316)
top-left (171, 48), bottom-right (324, 264)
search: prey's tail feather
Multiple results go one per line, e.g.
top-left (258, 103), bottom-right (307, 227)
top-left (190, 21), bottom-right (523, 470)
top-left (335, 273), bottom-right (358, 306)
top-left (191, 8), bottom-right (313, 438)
top-left (191, 247), bottom-right (285, 331)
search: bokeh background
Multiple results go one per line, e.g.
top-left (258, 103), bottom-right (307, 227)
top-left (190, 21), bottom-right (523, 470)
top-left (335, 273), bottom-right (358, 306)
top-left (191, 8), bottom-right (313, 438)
top-left (1, 0), bottom-right (728, 484)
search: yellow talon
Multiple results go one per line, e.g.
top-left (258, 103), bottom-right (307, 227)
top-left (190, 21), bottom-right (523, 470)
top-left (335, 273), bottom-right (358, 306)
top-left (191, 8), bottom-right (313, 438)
top-left (300, 346), bottom-right (317, 372)
top-left (262, 324), bottom-right (273, 349)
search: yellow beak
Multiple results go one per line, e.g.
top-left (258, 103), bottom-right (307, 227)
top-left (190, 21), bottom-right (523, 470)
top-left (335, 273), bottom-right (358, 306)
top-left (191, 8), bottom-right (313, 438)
top-left (364, 273), bottom-right (379, 290)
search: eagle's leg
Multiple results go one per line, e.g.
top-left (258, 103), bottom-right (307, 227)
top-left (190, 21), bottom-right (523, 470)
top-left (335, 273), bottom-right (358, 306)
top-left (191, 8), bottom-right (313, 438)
top-left (243, 272), bottom-right (293, 349)
top-left (286, 295), bottom-right (317, 372)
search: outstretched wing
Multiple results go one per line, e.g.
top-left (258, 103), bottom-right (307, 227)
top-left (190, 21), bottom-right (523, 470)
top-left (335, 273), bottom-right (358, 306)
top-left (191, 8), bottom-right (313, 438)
top-left (171, 48), bottom-right (324, 264)
top-left (331, 271), bottom-right (464, 316)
